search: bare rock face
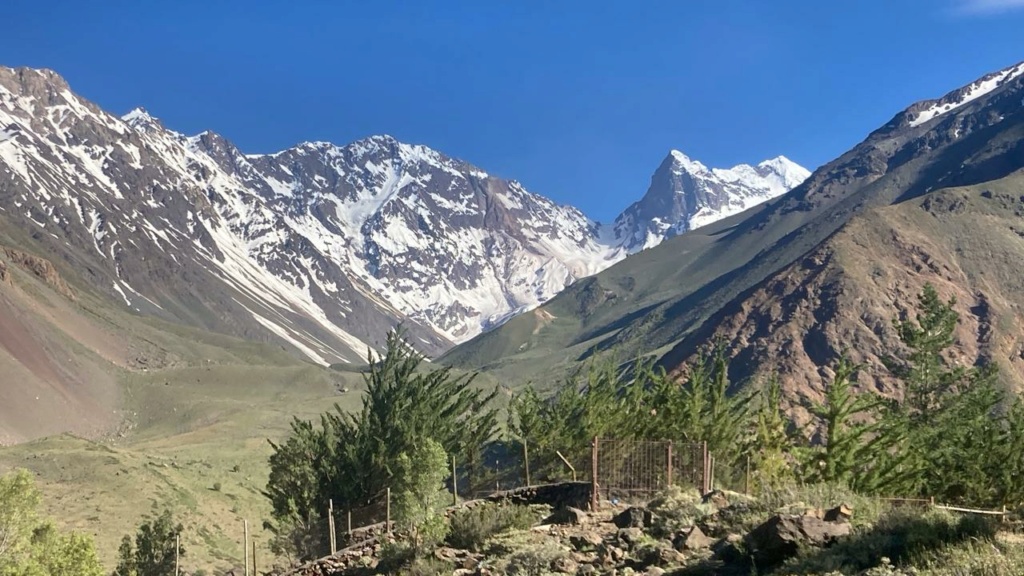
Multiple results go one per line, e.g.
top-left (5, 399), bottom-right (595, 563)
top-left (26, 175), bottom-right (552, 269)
top-left (1, 247), bottom-right (75, 300)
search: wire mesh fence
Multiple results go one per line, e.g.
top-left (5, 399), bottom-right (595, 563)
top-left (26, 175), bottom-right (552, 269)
top-left (594, 438), bottom-right (709, 503)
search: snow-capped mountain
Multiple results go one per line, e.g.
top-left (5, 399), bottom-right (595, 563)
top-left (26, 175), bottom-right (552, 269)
top-left (612, 150), bottom-right (811, 252)
top-left (0, 66), bottom-right (806, 363)
top-left (190, 131), bottom-right (619, 341)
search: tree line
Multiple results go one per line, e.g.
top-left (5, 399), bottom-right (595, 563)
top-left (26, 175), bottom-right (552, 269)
top-left (265, 284), bottom-right (1024, 560)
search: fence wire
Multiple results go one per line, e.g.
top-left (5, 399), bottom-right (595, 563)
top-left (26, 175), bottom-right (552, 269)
top-left (595, 438), bottom-right (708, 501)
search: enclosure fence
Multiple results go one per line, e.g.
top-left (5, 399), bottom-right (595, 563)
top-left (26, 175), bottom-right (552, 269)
top-left (591, 437), bottom-right (710, 507)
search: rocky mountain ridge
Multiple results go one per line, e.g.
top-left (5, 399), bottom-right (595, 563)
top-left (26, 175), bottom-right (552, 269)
top-left (0, 65), bottom-right (806, 363)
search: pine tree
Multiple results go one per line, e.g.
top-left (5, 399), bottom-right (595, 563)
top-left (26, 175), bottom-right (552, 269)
top-left (886, 283), bottom-right (1004, 503)
top-left (747, 376), bottom-right (793, 491)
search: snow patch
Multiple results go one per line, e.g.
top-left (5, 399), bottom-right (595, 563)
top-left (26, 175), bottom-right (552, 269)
top-left (910, 62), bottom-right (1024, 127)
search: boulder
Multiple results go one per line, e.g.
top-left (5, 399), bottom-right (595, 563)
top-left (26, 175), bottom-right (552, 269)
top-left (570, 531), bottom-right (605, 550)
top-left (613, 506), bottom-right (655, 529)
top-left (656, 546), bottom-right (685, 567)
top-left (673, 525), bottom-right (715, 551)
top-left (824, 503), bottom-right (854, 523)
top-left (551, 556), bottom-right (579, 574)
top-left (616, 527), bottom-right (645, 549)
top-left (546, 506), bottom-right (589, 525)
top-left (745, 514), bottom-right (852, 567)
top-left (712, 533), bottom-right (745, 563)
top-left (702, 489), bottom-right (729, 508)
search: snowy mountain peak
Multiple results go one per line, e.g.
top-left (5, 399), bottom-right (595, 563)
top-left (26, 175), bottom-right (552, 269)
top-left (669, 149), bottom-right (711, 174)
top-left (121, 107), bottom-right (162, 130)
top-left (612, 150), bottom-right (809, 252)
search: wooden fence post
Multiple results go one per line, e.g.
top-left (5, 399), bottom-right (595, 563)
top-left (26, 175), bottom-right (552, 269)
top-left (591, 436), bottom-right (599, 511)
top-left (347, 509), bottom-right (352, 536)
top-left (175, 534), bottom-right (180, 576)
top-left (252, 541), bottom-right (257, 576)
top-left (386, 487), bottom-right (392, 535)
top-left (556, 450), bottom-right (577, 482)
top-left (666, 441), bottom-right (673, 487)
top-left (243, 519), bottom-right (249, 576)
top-left (452, 455), bottom-right (458, 506)
top-left (524, 441), bottom-right (531, 487)
top-left (328, 499), bottom-right (336, 554)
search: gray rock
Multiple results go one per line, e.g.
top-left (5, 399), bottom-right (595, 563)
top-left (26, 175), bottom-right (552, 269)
top-left (551, 556), bottom-right (579, 574)
top-left (673, 525), bottom-right (714, 551)
top-left (745, 514), bottom-right (852, 567)
top-left (546, 506), bottom-right (589, 525)
top-left (613, 506), bottom-right (655, 529)
top-left (824, 503), bottom-right (854, 523)
top-left (570, 531), bottom-right (605, 550)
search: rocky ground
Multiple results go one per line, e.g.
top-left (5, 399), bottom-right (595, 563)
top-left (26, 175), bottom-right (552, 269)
top-left (283, 484), bottom-right (965, 576)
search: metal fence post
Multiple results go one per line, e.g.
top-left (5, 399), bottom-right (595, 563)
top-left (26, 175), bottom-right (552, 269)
top-left (386, 487), bottom-right (392, 535)
top-left (701, 441), bottom-right (710, 494)
top-left (243, 520), bottom-right (249, 576)
top-left (524, 441), bottom-right (531, 487)
top-left (666, 441), bottom-right (674, 487)
top-left (591, 436), bottom-right (599, 511)
top-left (328, 499), bottom-right (336, 554)
top-left (452, 455), bottom-right (458, 506)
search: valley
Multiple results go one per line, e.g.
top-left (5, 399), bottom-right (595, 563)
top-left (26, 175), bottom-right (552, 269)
top-left (0, 19), bottom-right (1023, 575)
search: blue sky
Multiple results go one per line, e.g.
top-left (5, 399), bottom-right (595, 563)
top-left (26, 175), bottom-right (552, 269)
top-left (2, 0), bottom-right (1023, 221)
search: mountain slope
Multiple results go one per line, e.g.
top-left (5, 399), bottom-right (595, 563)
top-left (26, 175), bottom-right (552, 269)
top-left (443, 60), bottom-right (1024, 415)
top-left (0, 66), bottom-right (806, 364)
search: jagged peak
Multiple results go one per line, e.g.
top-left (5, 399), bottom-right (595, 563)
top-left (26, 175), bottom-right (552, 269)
top-left (668, 149), bottom-right (711, 174)
top-left (121, 107), bottom-right (163, 130)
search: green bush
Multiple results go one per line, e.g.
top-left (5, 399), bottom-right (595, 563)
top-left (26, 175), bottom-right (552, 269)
top-left (447, 502), bottom-right (537, 550)
top-left (501, 543), bottom-right (568, 576)
top-left (376, 541), bottom-right (415, 574)
top-left (404, 557), bottom-right (454, 576)
top-left (0, 469), bottom-right (104, 576)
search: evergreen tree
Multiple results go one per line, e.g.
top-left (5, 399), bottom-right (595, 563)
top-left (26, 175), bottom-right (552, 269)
top-left (392, 438), bottom-right (450, 553)
top-left (265, 329), bottom-right (499, 559)
top-left (886, 283), bottom-right (1004, 503)
top-left (114, 509), bottom-right (184, 576)
top-left (747, 375), bottom-right (794, 491)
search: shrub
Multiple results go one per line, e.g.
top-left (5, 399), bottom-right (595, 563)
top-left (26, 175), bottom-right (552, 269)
top-left (376, 541), bottom-right (415, 574)
top-left (404, 557), bottom-right (454, 576)
top-left (501, 543), bottom-right (568, 576)
top-left (447, 502), bottom-right (537, 550)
